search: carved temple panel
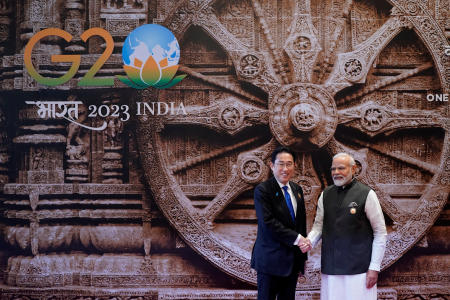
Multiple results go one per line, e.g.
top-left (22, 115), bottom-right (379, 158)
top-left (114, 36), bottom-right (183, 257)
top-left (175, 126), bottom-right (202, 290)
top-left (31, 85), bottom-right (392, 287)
top-left (0, 0), bottom-right (448, 299)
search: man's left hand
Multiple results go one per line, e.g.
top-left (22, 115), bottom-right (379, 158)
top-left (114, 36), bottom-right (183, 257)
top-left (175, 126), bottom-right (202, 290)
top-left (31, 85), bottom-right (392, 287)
top-left (366, 270), bottom-right (378, 289)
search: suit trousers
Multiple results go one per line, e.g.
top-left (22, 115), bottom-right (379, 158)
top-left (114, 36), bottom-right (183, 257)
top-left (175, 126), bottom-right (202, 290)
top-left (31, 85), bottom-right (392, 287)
top-left (257, 270), bottom-right (299, 300)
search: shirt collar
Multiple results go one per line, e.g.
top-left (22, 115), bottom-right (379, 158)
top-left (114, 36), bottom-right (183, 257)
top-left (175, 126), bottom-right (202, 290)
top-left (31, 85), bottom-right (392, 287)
top-left (339, 178), bottom-right (356, 191)
top-left (275, 179), bottom-right (290, 191)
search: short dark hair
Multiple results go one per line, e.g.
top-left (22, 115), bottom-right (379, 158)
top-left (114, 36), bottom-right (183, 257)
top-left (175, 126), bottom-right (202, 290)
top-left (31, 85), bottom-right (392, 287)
top-left (271, 146), bottom-right (296, 163)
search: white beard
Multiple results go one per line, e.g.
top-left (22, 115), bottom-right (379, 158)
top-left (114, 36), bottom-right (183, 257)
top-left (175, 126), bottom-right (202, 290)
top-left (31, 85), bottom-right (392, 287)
top-left (333, 172), bottom-right (353, 187)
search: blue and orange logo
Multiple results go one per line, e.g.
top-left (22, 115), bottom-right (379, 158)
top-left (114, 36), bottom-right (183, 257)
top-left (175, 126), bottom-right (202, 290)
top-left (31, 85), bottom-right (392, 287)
top-left (117, 24), bottom-right (186, 89)
top-left (24, 24), bottom-right (186, 89)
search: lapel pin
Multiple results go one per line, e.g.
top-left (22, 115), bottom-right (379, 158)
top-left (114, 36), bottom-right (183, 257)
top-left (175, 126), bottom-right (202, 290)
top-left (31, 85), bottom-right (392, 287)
top-left (348, 202), bottom-right (358, 214)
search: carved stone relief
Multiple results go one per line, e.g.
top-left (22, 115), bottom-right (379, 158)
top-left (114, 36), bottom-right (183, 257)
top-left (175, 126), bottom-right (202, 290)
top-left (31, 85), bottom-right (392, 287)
top-left (137, 0), bottom-right (449, 290)
top-left (0, 0), bottom-right (448, 299)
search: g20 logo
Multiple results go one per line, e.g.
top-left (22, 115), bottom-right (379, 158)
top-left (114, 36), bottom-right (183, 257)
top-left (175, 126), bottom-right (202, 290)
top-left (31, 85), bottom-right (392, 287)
top-left (24, 24), bottom-right (186, 89)
top-left (118, 24), bottom-right (186, 89)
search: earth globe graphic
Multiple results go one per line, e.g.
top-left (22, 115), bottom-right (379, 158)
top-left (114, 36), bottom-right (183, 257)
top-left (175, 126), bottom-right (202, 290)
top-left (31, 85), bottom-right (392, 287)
top-left (122, 24), bottom-right (180, 70)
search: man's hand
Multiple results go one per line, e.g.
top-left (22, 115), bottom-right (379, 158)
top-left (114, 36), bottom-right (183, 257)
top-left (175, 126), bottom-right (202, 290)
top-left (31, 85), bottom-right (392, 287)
top-left (298, 236), bottom-right (312, 253)
top-left (366, 270), bottom-right (379, 288)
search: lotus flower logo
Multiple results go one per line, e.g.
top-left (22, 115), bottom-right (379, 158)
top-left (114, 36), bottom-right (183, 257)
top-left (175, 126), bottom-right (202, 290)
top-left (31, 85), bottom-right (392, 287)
top-left (117, 24), bottom-right (186, 89)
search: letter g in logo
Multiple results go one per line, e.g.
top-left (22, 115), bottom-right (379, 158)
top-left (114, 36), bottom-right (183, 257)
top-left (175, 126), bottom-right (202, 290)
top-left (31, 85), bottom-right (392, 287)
top-left (24, 28), bottom-right (81, 86)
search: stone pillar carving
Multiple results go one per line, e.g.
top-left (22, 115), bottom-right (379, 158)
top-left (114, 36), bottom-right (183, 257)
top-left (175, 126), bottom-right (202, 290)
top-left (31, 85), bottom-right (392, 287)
top-left (102, 92), bottom-right (124, 184)
top-left (97, 0), bottom-right (148, 54)
top-left (13, 99), bottom-right (66, 255)
top-left (142, 192), bottom-right (155, 272)
top-left (0, 98), bottom-right (8, 277)
top-left (65, 95), bottom-right (89, 183)
top-left (64, 0), bottom-right (86, 53)
top-left (18, 0), bottom-right (62, 53)
top-left (0, 0), bottom-right (13, 55)
top-left (14, 101), bottom-right (66, 184)
top-left (0, 100), bottom-right (8, 185)
top-left (17, 0), bottom-right (63, 90)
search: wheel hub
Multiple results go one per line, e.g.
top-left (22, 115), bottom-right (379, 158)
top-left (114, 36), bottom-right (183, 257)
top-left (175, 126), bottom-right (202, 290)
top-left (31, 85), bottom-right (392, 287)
top-left (269, 83), bottom-right (338, 150)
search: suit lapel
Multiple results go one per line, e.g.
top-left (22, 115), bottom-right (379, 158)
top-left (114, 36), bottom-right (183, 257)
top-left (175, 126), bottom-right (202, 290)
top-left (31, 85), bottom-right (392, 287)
top-left (290, 182), bottom-right (302, 206)
top-left (271, 177), bottom-right (285, 206)
top-left (289, 182), bottom-right (305, 226)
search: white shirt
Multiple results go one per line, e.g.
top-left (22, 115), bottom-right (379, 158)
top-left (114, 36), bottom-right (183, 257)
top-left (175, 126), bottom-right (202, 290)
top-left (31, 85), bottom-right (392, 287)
top-left (307, 188), bottom-right (387, 271)
top-left (275, 180), bottom-right (305, 245)
top-left (275, 180), bottom-right (297, 216)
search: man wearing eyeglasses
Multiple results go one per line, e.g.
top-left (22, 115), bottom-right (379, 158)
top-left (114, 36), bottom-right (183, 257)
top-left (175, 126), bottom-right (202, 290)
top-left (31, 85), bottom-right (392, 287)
top-left (301, 152), bottom-right (387, 300)
top-left (251, 146), bottom-right (308, 300)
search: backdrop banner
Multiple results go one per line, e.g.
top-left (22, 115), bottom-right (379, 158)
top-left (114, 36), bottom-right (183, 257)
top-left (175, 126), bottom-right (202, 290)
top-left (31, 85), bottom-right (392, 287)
top-left (0, 0), bottom-right (448, 299)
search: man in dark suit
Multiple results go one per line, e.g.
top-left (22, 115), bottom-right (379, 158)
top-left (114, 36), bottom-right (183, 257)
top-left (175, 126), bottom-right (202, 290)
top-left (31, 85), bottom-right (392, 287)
top-left (251, 146), bottom-right (308, 300)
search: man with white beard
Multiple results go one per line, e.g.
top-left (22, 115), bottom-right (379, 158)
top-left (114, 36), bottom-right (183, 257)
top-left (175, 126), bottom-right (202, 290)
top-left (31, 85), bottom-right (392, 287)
top-left (300, 153), bottom-right (387, 300)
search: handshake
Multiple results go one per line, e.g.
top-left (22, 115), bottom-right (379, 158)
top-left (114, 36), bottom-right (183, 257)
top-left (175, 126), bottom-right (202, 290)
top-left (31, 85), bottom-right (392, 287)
top-left (297, 236), bottom-right (312, 253)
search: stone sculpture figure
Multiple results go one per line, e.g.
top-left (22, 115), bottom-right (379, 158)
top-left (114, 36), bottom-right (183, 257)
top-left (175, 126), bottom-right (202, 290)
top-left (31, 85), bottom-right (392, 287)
top-left (66, 95), bottom-right (87, 161)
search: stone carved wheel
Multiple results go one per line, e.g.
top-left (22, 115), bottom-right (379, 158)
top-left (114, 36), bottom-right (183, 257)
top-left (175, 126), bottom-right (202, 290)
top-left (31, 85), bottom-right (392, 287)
top-left (136, 0), bottom-right (449, 287)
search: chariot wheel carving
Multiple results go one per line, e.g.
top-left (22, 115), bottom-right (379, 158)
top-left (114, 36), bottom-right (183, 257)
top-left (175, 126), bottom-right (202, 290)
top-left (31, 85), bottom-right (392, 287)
top-left (136, 0), bottom-right (449, 287)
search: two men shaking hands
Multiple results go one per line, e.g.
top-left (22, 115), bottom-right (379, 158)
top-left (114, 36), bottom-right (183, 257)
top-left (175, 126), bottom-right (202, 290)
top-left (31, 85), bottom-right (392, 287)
top-left (251, 147), bottom-right (387, 300)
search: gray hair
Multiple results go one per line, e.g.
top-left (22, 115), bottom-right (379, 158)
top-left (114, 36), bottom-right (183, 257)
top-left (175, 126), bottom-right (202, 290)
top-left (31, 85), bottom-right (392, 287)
top-left (332, 152), bottom-right (356, 167)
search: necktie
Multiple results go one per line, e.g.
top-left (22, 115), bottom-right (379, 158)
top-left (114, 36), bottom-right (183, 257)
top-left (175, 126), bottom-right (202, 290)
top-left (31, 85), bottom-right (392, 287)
top-left (282, 185), bottom-right (295, 221)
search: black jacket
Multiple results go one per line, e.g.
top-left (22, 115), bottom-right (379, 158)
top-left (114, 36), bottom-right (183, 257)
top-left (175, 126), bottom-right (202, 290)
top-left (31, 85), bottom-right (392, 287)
top-left (251, 177), bottom-right (307, 276)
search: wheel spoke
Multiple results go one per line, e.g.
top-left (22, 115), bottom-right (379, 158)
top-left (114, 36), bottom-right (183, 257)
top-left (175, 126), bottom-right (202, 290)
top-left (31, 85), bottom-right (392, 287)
top-left (250, 0), bottom-right (289, 84)
top-left (324, 15), bottom-right (408, 95)
top-left (315, 0), bottom-right (354, 83)
top-left (338, 99), bottom-right (444, 136)
top-left (203, 139), bottom-right (277, 224)
top-left (179, 65), bottom-right (266, 106)
top-left (336, 62), bottom-right (433, 106)
top-left (162, 99), bottom-right (268, 136)
top-left (170, 136), bottom-right (261, 173)
top-left (197, 10), bottom-right (248, 54)
top-left (162, 0), bottom-right (216, 36)
top-left (202, 171), bottom-right (251, 227)
top-left (282, 0), bottom-right (322, 83)
top-left (293, 152), bottom-right (322, 231)
top-left (198, 12), bottom-right (280, 94)
top-left (342, 137), bottom-right (439, 175)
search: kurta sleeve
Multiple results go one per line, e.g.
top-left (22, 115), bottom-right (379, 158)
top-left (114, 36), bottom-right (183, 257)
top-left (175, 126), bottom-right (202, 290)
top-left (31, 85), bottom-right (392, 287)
top-left (307, 192), bottom-right (324, 248)
top-left (365, 189), bottom-right (387, 271)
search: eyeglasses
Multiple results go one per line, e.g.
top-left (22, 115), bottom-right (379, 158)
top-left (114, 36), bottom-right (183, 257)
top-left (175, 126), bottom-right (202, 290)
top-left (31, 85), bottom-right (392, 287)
top-left (275, 162), bottom-right (294, 169)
